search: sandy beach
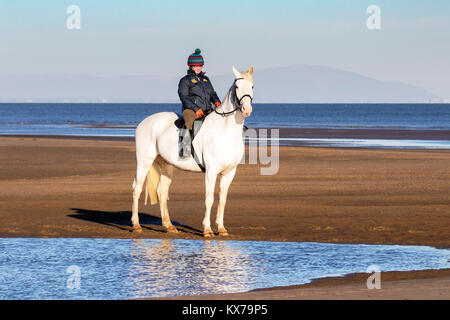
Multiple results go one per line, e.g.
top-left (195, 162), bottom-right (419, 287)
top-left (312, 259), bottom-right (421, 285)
top-left (0, 135), bottom-right (449, 299)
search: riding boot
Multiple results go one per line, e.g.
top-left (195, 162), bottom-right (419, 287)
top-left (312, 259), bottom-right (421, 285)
top-left (178, 128), bottom-right (192, 159)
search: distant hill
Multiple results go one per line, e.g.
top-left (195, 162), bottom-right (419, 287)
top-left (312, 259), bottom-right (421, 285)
top-left (212, 65), bottom-right (438, 103)
top-left (0, 65), bottom-right (438, 103)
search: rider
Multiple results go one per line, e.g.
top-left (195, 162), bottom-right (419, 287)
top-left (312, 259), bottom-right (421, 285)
top-left (177, 48), bottom-right (221, 158)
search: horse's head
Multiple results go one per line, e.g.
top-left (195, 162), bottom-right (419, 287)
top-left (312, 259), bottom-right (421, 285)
top-left (232, 65), bottom-right (254, 118)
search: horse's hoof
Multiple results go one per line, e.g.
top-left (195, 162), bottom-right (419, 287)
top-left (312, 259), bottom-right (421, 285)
top-left (218, 231), bottom-right (230, 236)
top-left (132, 225), bottom-right (143, 233)
top-left (203, 232), bottom-right (214, 238)
top-left (166, 226), bottom-right (179, 233)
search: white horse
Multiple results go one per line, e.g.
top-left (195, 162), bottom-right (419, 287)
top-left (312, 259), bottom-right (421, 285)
top-left (131, 65), bottom-right (254, 237)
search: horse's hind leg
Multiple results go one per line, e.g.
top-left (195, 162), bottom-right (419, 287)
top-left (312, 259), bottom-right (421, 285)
top-left (156, 158), bottom-right (177, 233)
top-left (131, 159), bottom-right (154, 232)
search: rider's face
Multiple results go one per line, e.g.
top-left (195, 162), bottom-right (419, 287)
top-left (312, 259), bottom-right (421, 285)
top-left (191, 65), bottom-right (203, 74)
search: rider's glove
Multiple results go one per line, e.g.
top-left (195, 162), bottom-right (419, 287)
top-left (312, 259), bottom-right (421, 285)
top-left (196, 109), bottom-right (204, 118)
top-left (214, 101), bottom-right (221, 109)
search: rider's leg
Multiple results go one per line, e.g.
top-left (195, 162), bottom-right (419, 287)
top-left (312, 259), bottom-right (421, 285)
top-left (179, 109), bottom-right (197, 158)
top-left (182, 109), bottom-right (196, 130)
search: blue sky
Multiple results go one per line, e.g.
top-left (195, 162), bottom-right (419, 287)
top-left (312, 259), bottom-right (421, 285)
top-left (1, 0), bottom-right (450, 97)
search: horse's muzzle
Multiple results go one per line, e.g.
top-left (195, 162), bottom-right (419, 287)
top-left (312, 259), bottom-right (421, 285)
top-left (241, 104), bottom-right (252, 118)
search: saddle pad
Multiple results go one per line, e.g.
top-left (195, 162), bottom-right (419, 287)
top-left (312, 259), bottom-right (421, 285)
top-left (174, 113), bottom-right (185, 129)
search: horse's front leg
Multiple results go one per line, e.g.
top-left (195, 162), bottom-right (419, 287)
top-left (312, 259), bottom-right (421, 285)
top-left (216, 167), bottom-right (237, 236)
top-left (203, 167), bottom-right (217, 237)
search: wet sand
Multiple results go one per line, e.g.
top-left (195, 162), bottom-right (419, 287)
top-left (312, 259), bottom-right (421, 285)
top-left (0, 136), bottom-right (449, 299)
top-left (278, 127), bottom-right (450, 140)
top-left (152, 269), bottom-right (450, 300)
top-left (7, 126), bottom-right (450, 141)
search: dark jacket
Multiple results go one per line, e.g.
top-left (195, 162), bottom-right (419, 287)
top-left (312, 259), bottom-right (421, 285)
top-left (178, 69), bottom-right (221, 112)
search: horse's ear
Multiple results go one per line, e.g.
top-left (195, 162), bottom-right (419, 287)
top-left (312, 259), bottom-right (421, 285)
top-left (232, 65), bottom-right (242, 79)
top-left (249, 66), bottom-right (254, 75)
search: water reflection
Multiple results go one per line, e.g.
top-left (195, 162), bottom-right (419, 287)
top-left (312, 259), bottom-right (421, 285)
top-left (128, 239), bottom-right (253, 298)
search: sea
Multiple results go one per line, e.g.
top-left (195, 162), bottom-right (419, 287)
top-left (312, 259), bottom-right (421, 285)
top-left (0, 103), bottom-right (449, 149)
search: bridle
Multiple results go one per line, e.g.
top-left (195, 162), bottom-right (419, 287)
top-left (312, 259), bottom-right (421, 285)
top-left (214, 78), bottom-right (253, 117)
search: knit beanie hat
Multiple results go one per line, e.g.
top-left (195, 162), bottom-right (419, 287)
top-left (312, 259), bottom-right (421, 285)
top-left (187, 48), bottom-right (204, 66)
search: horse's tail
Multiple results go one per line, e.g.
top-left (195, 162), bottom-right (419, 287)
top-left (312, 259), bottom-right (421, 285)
top-left (144, 161), bottom-right (160, 206)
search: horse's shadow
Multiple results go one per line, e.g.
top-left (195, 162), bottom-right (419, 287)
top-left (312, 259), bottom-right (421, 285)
top-left (68, 208), bottom-right (203, 236)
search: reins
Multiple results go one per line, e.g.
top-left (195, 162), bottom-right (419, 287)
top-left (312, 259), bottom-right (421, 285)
top-left (214, 77), bottom-right (253, 117)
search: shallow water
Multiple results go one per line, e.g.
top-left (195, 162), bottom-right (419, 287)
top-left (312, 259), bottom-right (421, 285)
top-left (0, 238), bottom-right (448, 300)
top-left (1, 103), bottom-right (449, 149)
top-left (247, 137), bottom-right (450, 149)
